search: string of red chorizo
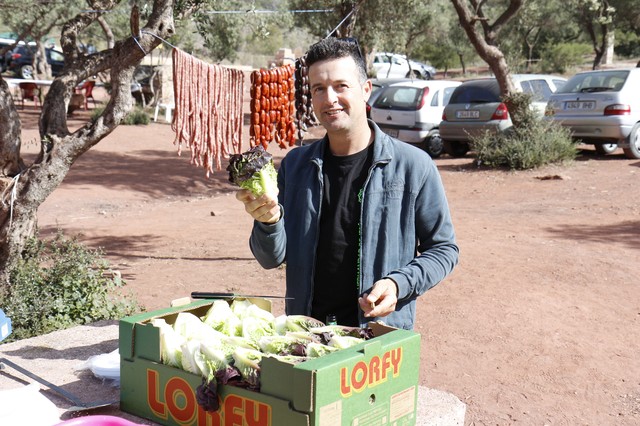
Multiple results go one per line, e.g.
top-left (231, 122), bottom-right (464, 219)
top-left (171, 47), bottom-right (245, 177)
top-left (248, 64), bottom-right (297, 149)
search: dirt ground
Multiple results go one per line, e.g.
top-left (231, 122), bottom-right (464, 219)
top-left (17, 87), bottom-right (640, 425)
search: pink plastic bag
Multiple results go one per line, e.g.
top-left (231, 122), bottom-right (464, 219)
top-left (54, 415), bottom-right (144, 426)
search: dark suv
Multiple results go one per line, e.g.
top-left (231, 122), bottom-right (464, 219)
top-left (6, 45), bottom-right (65, 79)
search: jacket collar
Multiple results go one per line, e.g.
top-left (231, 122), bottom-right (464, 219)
top-left (309, 120), bottom-right (393, 165)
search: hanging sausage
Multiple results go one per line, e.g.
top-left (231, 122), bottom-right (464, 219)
top-left (248, 63), bottom-right (297, 149)
top-left (172, 47), bottom-right (245, 177)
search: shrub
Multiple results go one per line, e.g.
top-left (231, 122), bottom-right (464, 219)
top-left (539, 42), bottom-right (592, 74)
top-left (123, 107), bottom-right (151, 125)
top-left (91, 106), bottom-right (150, 125)
top-left (472, 117), bottom-right (577, 170)
top-left (1, 231), bottom-right (141, 342)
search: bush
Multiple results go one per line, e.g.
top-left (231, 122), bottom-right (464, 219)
top-left (539, 42), bottom-right (592, 74)
top-left (91, 106), bottom-right (150, 125)
top-left (472, 117), bottom-right (577, 170)
top-left (123, 107), bottom-right (151, 125)
top-left (1, 232), bottom-right (141, 342)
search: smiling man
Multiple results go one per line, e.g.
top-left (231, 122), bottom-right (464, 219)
top-left (235, 37), bottom-right (459, 330)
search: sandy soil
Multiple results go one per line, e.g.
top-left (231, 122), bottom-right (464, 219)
top-left (18, 88), bottom-right (640, 425)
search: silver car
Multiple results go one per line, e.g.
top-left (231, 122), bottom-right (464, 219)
top-left (545, 68), bottom-right (640, 159)
top-left (370, 79), bottom-right (461, 157)
top-left (439, 74), bottom-right (567, 157)
top-left (372, 52), bottom-right (436, 80)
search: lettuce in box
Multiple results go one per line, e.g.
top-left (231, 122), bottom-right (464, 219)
top-left (150, 318), bottom-right (185, 368)
top-left (202, 300), bottom-right (242, 336)
top-left (226, 145), bottom-right (278, 198)
top-left (232, 346), bottom-right (263, 388)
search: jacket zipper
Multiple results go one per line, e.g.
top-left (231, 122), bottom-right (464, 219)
top-left (308, 158), bottom-right (324, 315)
top-left (357, 158), bottom-right (386, 325)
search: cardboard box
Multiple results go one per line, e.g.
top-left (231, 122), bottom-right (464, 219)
top-left (120, 299), bottom-right (421, 426)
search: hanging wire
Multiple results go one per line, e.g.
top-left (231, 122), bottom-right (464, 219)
top-left (325, 7), bottom-right (356, 38)
top-left (132, 30), bottom-right (180, 55)
top-left (202, 9), bottom-right (333, 15)
top-left (140, 30), bottom-right (178, 50)
top-left (132, 36), bottom-right (146, 55)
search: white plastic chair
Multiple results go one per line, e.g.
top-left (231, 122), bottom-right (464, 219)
top-left (153, 102), bottom-right (175, 123)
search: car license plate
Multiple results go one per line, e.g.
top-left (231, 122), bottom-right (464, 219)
top-left (456, 110), bottom-right (480, 119)
top-left (565, 100), bottom-right (595, 110)
top-left (386, 129), bottom-right (399, 138)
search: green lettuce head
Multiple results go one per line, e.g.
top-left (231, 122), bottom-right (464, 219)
top-left (226, 145), bottom-right (278, 198)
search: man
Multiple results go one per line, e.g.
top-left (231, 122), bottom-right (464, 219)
top-left (235, 37), bottom-right (458, 330)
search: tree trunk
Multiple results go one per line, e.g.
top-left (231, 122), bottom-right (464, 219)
top-left (457, 52), bottom-right (466, 75)
top-left (35, 42), bottom-right (53, 80)
top-left (449, 0), bottom-right (518, 95)
top-left (450, 0), bottom-right (526, 123)
top-left (0, 0), bottom-right (176, 292)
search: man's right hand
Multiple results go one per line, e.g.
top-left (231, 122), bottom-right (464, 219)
top-left (236, 189), bottom-right (281, 224)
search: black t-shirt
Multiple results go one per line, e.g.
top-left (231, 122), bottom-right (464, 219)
top-left (311, 143), bottom-right (374, 326)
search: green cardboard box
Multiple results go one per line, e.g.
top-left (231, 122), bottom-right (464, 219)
top-left (120, 299), bottom-right (421, 426)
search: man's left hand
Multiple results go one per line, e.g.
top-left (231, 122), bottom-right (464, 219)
top-left (359, 278), bottom-right (398, 318)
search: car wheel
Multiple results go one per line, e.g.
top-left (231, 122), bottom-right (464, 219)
top-left (423, 130), bottom-right (443, 158)
top-left (406, 70), bottom-right (423, 79)
top-left (443, 140), bottom-right (469, 157)
top-left (594, 143), bottom-right (618, 155)
top-left (19, 65), bottom-right (34, 79)
top-left (622, 123), bottom-right (640, 159)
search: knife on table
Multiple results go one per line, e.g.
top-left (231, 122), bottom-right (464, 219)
top-left (191, 291), bottom-right (293, 300)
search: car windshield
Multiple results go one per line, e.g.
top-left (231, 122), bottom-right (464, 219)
top-left (373, 86), bottom-right (423, 111)
top-left (449, 81), bottom-right (500, 104)
top-left (558, 70), bottom-right (629, 94)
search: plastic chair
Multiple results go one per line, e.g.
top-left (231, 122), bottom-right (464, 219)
top-left (153, 102), bottom-right (174, 123)
top-left (75, 80), bottom-right (96, 110)
top-left (18, 82), bottom-right (41, 109)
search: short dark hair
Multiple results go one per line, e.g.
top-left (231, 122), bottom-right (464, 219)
top-left (306, 37), bottom-right (368, 83)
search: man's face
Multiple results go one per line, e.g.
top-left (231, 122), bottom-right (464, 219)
top-left (308, 56), bottom-right (372, 135)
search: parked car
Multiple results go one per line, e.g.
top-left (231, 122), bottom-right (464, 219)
top-left (439, 74), bottom-right (567, 157)
top-left (544, 68), bottom-right (640, 159)
top-left (0, 38), bottom-right (16, 73)
top-left (372, 52), bottom-right (436, 80)
top-left (370, 79), bottom-right (461, 157)
top-left (366, 78), bottom-right (412, 118)
top-left (6, 45), bottom-right (65, 79)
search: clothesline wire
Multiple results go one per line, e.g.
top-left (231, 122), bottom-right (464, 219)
top-left (80, 8), bottom-right (333, 15)
top-left (325, 7), bottom-right (356, 39)
top-left (133, 6), bottom-right (358, 63)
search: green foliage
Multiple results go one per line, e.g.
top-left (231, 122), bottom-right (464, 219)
top-left (539, 42), bottom-right (592, 74)
top-left (90, 107), bottom-right (150, 125)
top-left (122, 107), bottom-right (151, 125)
top-left (1, 232), bottom-right (141, 342)
top-left (614, 28), bottom-right (640, 58)
top-left (472, 117), bottom-right (577, 170)
top-left (504, 92), bottom-right (537, 129)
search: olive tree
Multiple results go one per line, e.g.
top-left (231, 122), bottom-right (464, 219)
top-left (0, 0), bottom-right (183, 289)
